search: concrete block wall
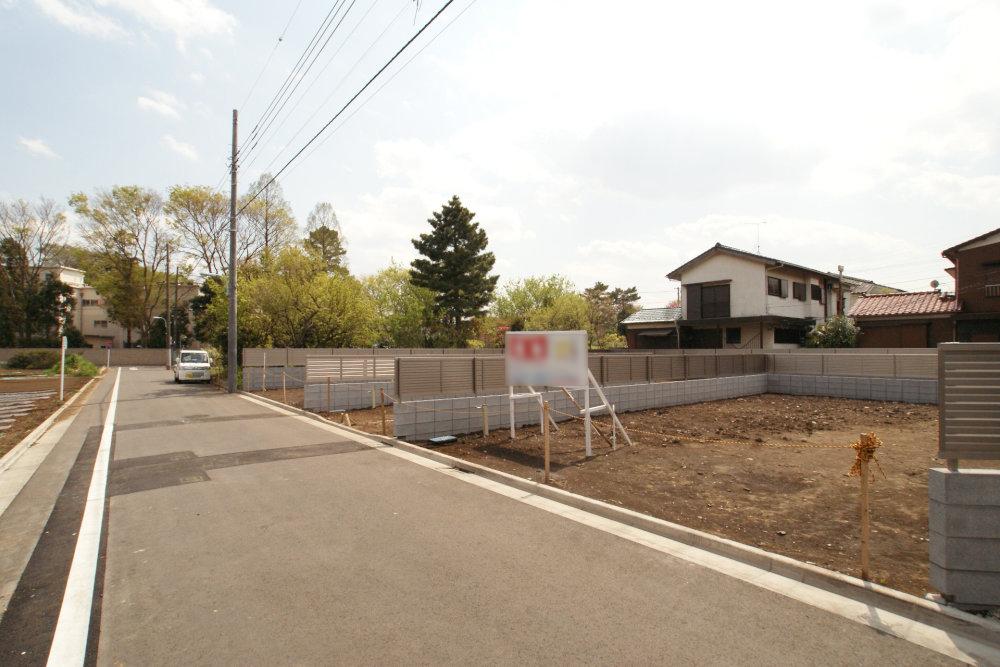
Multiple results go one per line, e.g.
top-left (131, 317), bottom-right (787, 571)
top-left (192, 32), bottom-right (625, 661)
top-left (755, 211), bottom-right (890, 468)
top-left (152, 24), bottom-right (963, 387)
top-left (394, 374), bottom-right (768, 441)
top-left (929, 468), bottom-right (1000, 606)
top-left (303, 380), bottom-right (394, 412)
top-left (767, 373), bottom-right (938, 404)
top-left (242, 366), bottom-right (306, 391)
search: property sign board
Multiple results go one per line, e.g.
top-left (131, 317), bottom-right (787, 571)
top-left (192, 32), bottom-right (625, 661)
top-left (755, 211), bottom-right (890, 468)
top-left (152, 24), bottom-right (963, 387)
top-left (505, 331), bottom-right (588, 388)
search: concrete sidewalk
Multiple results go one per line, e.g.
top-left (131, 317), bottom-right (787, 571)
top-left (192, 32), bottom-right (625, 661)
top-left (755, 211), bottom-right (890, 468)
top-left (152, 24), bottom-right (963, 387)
top-left (0, 369), bottom-right (992, 664)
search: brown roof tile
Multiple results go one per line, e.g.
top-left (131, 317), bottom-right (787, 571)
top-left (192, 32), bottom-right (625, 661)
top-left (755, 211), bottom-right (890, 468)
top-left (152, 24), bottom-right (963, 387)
top-left (849, 291), bottom-right (960, 318)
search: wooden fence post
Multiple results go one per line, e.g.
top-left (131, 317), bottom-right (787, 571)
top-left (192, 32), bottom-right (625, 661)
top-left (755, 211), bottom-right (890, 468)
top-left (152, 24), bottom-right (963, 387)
top-left (282, 371), bottom-right (287, 405)
top-left (482, 403), bottom-right (489, 437)
top-left (262, 352), bottom-right (267, 391)
top-left (860, 454), bottom-right (871, 581)
top-left (326, 376), bottom-right (331, 412)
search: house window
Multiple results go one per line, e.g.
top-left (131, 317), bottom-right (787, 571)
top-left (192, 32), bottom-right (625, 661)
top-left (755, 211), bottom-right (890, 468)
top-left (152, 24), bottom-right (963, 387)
top-left (701, 284), bottom-right (730, 319)
top-left (94, 320), bottom-right (108, 328)
top-left (774, 327), bottom-right (802, 345)
top-left (686, 283), bottom-right (730, 319)
top-left (810, 284), bottom-right (823, 302)
top-left (792, 282), bottom-right (806, 301)
top-left (82, 298), bottom-right (100, 307)
top-left (767, 276), bottom-right (788, 298)
top-left (725, 327), bottom-right (741, 345)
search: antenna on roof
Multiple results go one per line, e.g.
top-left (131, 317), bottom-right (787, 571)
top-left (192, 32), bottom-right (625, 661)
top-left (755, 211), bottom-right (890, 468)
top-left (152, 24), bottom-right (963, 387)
top-left (742, 220), bottom-right (767, 253)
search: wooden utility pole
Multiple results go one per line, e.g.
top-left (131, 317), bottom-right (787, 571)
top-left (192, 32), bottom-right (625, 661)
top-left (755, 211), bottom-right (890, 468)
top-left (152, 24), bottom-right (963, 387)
top-left (227, 109), bottom-right (238, 393)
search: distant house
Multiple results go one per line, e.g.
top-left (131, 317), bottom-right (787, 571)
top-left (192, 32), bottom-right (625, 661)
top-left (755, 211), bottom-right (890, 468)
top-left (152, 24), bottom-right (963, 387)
top-left (42, 265), bottom-right (199, 348)
top-left (849, 226), bottom-right (1000, 346)
top-left (622, 244), bottom-right (884, 349)
top-left (942, 227), bottom-right (1000, 342)
top-left (848, 291), bottom-right (959, 347)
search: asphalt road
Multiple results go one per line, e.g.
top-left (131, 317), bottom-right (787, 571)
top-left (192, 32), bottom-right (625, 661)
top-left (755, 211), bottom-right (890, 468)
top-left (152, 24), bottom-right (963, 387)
top-left (0, 369), bottom-right (972, 664)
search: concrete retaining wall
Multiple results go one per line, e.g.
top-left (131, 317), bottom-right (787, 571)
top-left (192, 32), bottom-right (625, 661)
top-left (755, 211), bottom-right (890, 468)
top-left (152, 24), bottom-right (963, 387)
top-left (929, 468), bottom-right (1000, 606)
top-left (767, 373), bottom-right (938, 404)
top-left (303, 380), bottom-right (395, 412)
top-left (394, 375), bottom-right (768, 441)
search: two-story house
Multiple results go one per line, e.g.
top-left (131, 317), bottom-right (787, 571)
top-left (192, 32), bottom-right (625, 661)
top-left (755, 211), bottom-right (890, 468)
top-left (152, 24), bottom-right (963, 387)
top-left (848, 227), bottom-right (1000, 346)
top-left (622, 244), bottom-right (884, 349)
top-left (943, 227), bottom-right (1000, 342)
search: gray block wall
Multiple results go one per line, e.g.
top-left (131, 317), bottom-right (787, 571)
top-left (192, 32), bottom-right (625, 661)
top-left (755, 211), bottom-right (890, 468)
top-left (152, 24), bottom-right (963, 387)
top-left (303, 380), bottom-right (395, 412)
top-left (394, 374), bottom-right (768, 441)
top-left (929, 468), bottom-right (1000, 606)
top-left (767, 373), bottom-right (937, 404)
top-left (242, 366), bottom-right (306, 391)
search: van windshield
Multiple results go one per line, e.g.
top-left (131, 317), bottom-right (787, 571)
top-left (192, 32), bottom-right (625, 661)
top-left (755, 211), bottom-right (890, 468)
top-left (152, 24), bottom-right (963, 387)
top-left (181, 352), bottom-right (208, 364)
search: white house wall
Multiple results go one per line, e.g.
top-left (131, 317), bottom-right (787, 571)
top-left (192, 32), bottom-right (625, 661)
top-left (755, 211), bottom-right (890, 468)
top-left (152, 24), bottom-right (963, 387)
top-left (680, 254), bottom-right (764, 318)
top-left (763, 267), bottom-right (828, 321)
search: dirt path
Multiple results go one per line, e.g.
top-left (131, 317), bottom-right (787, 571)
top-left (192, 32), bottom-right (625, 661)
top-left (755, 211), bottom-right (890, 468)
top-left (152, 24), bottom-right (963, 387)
top-left (339, 394), bottom-right (948, 596)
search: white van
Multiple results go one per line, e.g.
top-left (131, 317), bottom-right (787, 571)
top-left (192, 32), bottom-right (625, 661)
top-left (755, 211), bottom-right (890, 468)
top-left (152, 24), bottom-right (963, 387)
top-left (173, 349), bottom-right (212, 383)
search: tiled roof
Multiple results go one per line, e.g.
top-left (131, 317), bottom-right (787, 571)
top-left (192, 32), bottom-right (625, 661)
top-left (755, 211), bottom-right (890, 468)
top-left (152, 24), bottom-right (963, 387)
top-left (621, 307), bottom-right (682, 325)
top-left (848, 291), bottom-right (960, 318)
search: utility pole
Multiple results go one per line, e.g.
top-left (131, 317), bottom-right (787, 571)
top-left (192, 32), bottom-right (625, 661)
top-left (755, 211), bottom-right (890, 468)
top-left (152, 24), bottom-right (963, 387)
top-left (227, 109), bottom-right (238, 393)
top-left (837, 264), bottom-right (845, 317)
top-left (175, 266), bottom-right (180, 348)
top-left (165, 242), bottom-right (171, 369)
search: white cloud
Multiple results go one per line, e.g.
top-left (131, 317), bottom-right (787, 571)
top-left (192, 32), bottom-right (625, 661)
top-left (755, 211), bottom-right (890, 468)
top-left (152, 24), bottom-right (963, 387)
top-left (30, 0), bottom-right (233, 50)
top-left (161, 134), bottom-right (198, 161)
top-left (189, 71), bottom-right (205, 84)
top-left (136, 89), bottom-right (182, 118)
top-left (32, 0), bottom-right (126, 39)
top-left (17, 136), bottom-right (59, 159)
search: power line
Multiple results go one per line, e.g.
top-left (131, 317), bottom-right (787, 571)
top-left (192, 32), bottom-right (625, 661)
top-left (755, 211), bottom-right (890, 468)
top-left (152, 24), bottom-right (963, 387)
top-left (290, 0), bottom-right (478, 173)
top-left (242, 0), bottom-right (383, 176)
top-left (239, 0), bottom-right (461, 215)
top-left (240, 0), bottom-right (360, 170)
top-left (258, 0), bottom-right (409, 178)
top-left (238, 0), bottom-right (348, 163)
top-left (238, 0), bottom-right (305, 113)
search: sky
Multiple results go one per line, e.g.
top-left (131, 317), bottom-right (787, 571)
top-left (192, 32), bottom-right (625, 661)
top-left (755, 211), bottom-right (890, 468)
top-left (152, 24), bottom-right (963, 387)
top-left (2, 0), bottom-right (1000, 305)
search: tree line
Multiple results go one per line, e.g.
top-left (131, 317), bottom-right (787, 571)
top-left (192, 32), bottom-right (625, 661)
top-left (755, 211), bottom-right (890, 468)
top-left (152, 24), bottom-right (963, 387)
top-left (0, 179), bottom-right (640, 353)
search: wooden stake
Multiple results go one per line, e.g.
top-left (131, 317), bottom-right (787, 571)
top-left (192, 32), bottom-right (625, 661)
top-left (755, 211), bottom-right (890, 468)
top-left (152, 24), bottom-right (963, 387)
top-left (326, 377), bottom-right (331, 412)
top-left (380, 388), bottom-right (387, 435)
top-left (344, 412), bottom-right (352, 428)
top-left (543, 401), bottom-right (551, 484)
top-left (860, 455), bottom-right (871, 581)
top-left (482, 403), bottom-right (489, 437)
top-left (282, 371), bottom-right (287, 405)
top-left (262, 353), bottom-right (267, 391)
top-left (371, 386), bottom-right (376, 410)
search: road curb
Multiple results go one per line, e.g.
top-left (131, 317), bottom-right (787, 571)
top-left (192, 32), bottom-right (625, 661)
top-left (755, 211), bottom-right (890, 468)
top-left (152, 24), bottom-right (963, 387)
top-left (242, 390), bottom-right (1000, 639)
top-left (0, 373), bottom-right (102, 477)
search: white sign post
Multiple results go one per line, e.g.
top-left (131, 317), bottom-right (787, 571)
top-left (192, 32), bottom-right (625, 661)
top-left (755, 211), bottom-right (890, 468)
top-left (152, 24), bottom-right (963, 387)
top-left (505, 330), bottom-right (587, 445)
top-left (60, 335), bottom-right (67, 402)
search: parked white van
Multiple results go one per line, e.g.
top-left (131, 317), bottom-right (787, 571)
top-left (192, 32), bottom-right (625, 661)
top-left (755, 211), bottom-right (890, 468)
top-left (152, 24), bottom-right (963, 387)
top-left (173, 349), bottom-right (212, 383)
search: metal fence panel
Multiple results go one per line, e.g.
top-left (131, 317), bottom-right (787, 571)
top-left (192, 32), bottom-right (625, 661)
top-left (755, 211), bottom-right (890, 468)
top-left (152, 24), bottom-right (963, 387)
top-left (938, 343), bottom-right (1000, 460)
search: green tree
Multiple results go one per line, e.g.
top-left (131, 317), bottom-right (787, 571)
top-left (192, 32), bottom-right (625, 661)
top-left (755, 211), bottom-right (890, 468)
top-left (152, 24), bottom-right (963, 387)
top-left (494, 275), bottom-right (587, 332)
top-left (165, 185), bottom-right (230, 274)
top-left (193, 248), bottom-right (377, 351)
top-left (806, 315), bottom-right (859, 348)
top-left (303, 225), bottom-right (347, 275)
top-left (0, 237), bottom-right (75, 346)
top-left (363, 264), bottom-right (435, 347)
top-left (410, 196), bottom-right (497, 344)
top-left (70, 186), bottom-right (173, 346)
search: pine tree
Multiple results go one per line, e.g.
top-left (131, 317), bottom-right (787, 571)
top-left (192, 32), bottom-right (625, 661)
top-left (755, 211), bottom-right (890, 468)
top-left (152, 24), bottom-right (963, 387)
top-left (304, 226), bottom-right (347, 274)
top-left (410, 196), bottom-right (498, 344)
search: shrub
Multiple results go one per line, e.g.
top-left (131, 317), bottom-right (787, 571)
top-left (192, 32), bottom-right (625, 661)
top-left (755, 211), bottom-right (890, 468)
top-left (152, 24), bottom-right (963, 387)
top-left (45, 354), bottom-right (100, 377)
top-left (806, 315), bottom-right (859, 348)
top-left (6, 350), bottom-right (61, 369)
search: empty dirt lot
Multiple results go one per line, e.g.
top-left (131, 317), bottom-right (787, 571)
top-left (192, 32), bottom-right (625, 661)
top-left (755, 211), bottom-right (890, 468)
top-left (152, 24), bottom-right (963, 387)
top-left (0, 376), bottom-right (90, 457)
top-left (337, 394), bottom-right (948, 596)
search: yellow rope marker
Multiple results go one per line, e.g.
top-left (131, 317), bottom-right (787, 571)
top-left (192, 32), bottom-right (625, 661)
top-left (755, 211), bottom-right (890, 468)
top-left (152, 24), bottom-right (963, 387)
top-left (848, 432), bottom-right (883, 581)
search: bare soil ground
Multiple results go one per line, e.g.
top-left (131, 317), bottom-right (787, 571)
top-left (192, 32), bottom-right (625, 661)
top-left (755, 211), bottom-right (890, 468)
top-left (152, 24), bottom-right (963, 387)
top-left (0, 376), bottom-right (91, 457)
top-left (327, 394), bottom-right (950, 596)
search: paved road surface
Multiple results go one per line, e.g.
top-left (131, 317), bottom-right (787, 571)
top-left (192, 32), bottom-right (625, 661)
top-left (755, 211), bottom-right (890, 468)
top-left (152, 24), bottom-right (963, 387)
top-left (0, 370), bottom-right (982, 664)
